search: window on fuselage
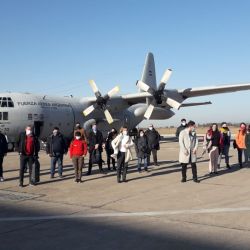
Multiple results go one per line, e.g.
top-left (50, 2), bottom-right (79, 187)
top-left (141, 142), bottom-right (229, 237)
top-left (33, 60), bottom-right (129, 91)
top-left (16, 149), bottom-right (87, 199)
top-left (1, 97), bottom-right (7, 107)
top-left (0, 97), bottom-right (14, 107)
top-left (7, 98), bottom-right (14, 107)
top-left (3, 112), bottom-right (8, 120)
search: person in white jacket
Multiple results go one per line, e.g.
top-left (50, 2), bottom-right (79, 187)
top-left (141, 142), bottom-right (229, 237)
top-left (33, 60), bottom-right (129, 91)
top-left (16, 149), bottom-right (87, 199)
top-left (112, 127), bottom-right (134, 183)
top-left (179, 120), bottom-right (200, 183)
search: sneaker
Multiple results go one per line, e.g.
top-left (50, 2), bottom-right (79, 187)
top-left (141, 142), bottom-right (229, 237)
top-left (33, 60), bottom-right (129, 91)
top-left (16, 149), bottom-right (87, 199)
top-left (0, 177), bottom-right (4, 182)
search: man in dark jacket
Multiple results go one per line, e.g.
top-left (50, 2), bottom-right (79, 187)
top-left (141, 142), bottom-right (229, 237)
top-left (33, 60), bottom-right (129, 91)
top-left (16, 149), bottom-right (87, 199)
top-left (176, 119), bottom-right (187, 138)
top-left (18, 125), bottom-right (40, 187)
top-left (87, 124), bottom-right (104, 175)
top-left (135, 130), bottom-right (149, 172)
top-left (145, 124), bottom-right (161, 166)
top-left (46, 127), bottom-right (67, 178)
top-left (0, 130), bottom-right (8, 182)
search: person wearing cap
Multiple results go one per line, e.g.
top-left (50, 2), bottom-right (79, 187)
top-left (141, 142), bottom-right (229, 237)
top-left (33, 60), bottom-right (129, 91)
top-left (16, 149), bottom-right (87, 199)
top-left (178, 120), bottom-right (200, 183)
top-left (69, 131), bottom-right (88, 183)
top-left (218, 122), bottom-right (231, 169)
top-left (46, 127), bottom-right (68, 178)
top-left (176, 119), bottom-right (187, 138)
top-left (0, 130), bottom-right (8, 182)
top-left (145, 124), bottom-right (161, 166)
top-left (235, 123), bottom-right (247, 168)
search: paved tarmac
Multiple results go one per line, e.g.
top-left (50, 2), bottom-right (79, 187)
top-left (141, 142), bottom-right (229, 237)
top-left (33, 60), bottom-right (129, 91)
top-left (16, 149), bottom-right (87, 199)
top-left (1, 140), bottom-right (250, 250)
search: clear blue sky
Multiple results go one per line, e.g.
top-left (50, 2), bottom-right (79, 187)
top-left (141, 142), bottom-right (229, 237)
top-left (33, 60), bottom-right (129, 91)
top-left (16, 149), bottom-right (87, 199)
top-left (0, 0), bottom-right (250, 126)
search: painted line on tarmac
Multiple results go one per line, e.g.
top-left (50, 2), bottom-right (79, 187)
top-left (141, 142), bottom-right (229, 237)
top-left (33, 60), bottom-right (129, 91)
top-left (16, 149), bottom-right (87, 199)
top-left (1, 207), bottom-right (250, 222)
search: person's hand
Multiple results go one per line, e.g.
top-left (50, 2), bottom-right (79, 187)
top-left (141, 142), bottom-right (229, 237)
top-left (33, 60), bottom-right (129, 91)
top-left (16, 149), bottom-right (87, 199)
top-left (185, 150), bottom-right (189, 156)
top-left (94, 144), bottom-right (99, 150)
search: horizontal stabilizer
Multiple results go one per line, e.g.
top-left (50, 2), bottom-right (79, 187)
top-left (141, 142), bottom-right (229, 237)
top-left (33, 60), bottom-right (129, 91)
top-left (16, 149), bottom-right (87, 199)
top-left (180, 101), bottom-right (212, 108)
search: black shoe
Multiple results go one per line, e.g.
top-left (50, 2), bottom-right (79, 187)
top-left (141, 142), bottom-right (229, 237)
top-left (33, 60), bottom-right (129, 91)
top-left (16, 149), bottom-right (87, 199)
top-left (181, 178), bottom-right (186, 183)
top-left (113, 167), bottom-right (116, 171)
top-left (144, 168), bottom-right (148, 172)
top-left (193, 179), bottom-right (200, 183)
top-left (50, 175), bottom-right (55, 179)
top-left (214, 172), bottom-right (219, 174)
top-left (239, 164), bottom-right (243, 169)
top-left (226, 164), bottom-right (231, 169)
top-left (19, 183), bottom-right (24, 187)
top-left (117, 179), bottom-right (121, 183)
top-left (74, 179), bottom-right (78, 183)
top-left (209, 172), bottom-right (213, 176)
top-left (79, 179), bottom-right (83, 183)
top-left (86, 172), bottom-right (91, 175)
top-left (138, 169), bottom-right (142, 173)
top-left (123, 180), bottom-right (128, 183)
top-left (107, 167), bottom-right (111, 171)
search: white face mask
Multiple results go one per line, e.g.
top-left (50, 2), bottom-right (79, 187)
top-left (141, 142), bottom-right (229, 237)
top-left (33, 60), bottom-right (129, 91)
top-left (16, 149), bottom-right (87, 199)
top-left (182, 122), bottom-right (186, 126)
top-left (53, 130), bottom-right (58, 136)
top-left (26, 129), bottom-right (32, 136)
top-left (76, 136), bottom-right (81, 140)
top-left (123, 131), bottom-right (128, 136)
top-left (140, 133), bottom-right (144, 137)
top-left (149, 127), bottom-right (153, 130)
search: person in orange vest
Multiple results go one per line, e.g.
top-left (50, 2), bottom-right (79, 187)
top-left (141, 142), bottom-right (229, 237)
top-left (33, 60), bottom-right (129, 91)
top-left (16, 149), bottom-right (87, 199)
top-left (69, 131), bottom-right (88, 183)
top-left (235, 123), bottom-right (247, 168)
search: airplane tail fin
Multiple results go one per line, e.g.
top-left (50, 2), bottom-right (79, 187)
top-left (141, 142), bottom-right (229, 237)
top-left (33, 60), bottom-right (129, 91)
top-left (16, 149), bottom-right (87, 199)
top-left (140, 52), bottom-right (157, 90)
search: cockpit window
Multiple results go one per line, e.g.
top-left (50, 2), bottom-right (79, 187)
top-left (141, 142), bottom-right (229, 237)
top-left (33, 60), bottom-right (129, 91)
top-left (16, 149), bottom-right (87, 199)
top-left (0, 112), bottom-right (8, 120)
top-left (0, 97), bottom-right (14, 107)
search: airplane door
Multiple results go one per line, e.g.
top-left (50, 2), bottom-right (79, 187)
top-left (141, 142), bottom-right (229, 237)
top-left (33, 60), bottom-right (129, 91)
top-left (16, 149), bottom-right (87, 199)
top-left (33, 121), bottom-right (44, 137)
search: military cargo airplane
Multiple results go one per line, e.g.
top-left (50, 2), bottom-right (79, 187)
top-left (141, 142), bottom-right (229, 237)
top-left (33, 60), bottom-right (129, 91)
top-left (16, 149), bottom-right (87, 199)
top-left (1, 52), bottom-right (250, 150)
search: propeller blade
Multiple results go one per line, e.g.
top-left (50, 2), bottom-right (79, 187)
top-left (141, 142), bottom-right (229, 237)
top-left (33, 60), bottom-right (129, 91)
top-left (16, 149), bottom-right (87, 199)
top-left (104, 109), bottom-right (114, 124)
top-left (89, 80), bottom-right (101, 97)
top-left (137, 80), bottom-right (151, 92)
top-left (144, 104), bottom-right (155, 120)
top-left (166, 98), bottom-right (181, 110)
top-left (107, 86), bottom-right (120, 98)
top-left (83, 105), bottom-right (95, 116)
top-left (160, 69), bottom-right (172, 84)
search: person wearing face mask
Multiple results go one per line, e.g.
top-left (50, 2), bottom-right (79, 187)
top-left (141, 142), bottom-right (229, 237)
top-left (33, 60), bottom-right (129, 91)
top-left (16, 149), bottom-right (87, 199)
top-left (179, 120), bottom-right (199, 183)
top-left (105, 128), bottom-right (117, 171)
top-left (207, 123), bottom-right (222, 175)
top-left (46, 127), bottom-right (68, 179)
top-left (145, 124), bottom-right (161, 166)
top-left (112, 127), bottom-right (134, 183)
top-left (135, 129), bottom-right (149, 172)
top-left (0, 130), bottom-right (8, 182)
top-left (17, 126), bottom-right (40, 187)
top-left (74, 122), bottom-right (87, 142)
top-left (87, 123), bottom-right (105, 175)
top-left (176, 119), bottom-right (187, 138)
top-left (69, 131), bottom-right (88, 183)
top-left (235, 122), bottom-right (247, 168)
top-left (218, 122), bottom-right (231, 169)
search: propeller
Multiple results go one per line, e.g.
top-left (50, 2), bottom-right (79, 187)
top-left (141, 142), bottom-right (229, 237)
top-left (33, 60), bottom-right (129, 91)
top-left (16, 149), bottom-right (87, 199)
top-left (137, 69), bottom-right (181, 119)
top-left (83, 80), bottom-right (119, 124)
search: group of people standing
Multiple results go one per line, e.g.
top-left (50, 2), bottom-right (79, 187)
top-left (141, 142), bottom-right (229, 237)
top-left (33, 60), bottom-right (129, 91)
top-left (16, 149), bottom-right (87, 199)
top-left (0, 122), bottom-right (161, 186)
top-left (176, 119), bottom-right (250, 183)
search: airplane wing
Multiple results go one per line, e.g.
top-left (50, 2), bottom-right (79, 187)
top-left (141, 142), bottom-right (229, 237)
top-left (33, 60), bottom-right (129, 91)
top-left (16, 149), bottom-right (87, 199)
top-left (121, 92), bottom-right (151, 104)
top-left (179, 83), bottom-right (250, 99)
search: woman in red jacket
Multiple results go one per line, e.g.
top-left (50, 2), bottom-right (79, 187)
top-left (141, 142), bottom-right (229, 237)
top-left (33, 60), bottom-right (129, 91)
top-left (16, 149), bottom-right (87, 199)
top-left (69, 131), bottom-right (88, 183)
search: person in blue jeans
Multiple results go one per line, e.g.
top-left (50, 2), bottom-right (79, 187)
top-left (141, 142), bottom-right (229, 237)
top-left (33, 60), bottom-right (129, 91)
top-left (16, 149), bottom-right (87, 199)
top-left (46, 127), bottom-right (68, 178)
top-left (135, 130), bottom-right (149, 172)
